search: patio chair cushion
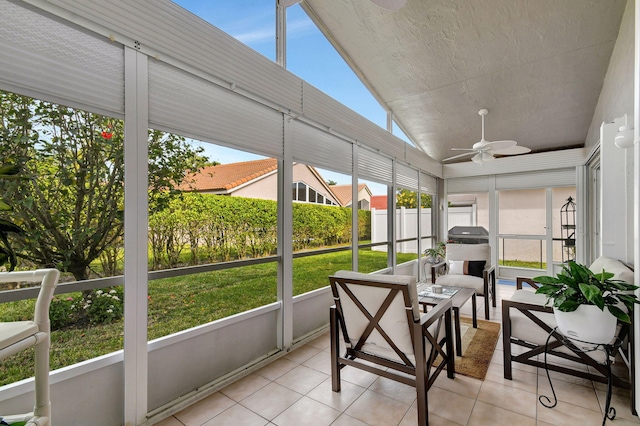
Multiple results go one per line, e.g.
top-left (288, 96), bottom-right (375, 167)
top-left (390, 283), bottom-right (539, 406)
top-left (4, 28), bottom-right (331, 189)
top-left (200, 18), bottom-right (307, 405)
top-left (333, 270), bottom-right (421, 361)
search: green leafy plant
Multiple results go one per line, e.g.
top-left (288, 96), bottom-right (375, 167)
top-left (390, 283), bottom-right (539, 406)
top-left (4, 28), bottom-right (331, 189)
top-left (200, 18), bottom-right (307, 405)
top-left (83, 287), bottom-right (123, 324)
top-left (424, 241), bottom-right (446, 262)
top-left (0, 164), bottom-right (24, 271)
top-left (534, 260), bottom-right (639, 323)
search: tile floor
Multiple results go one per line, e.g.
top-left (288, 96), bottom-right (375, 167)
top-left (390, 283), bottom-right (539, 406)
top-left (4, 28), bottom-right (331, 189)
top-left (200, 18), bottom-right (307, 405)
top-left (155, 284), bottom-right (639, 425)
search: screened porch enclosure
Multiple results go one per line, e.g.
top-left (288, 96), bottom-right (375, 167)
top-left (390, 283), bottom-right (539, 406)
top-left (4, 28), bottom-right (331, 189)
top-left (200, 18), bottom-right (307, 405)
top-left (0, 0), bottom-right (637, 425)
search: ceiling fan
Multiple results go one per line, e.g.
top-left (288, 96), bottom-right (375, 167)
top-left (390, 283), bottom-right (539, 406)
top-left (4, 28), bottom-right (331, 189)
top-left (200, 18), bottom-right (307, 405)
top-left (279, 0), bottom-right (407, 10)
top-left (443, 109), bottom-right (531, 164)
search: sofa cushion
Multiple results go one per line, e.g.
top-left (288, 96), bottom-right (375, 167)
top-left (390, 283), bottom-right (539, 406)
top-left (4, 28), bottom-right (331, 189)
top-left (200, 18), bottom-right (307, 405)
top-left (436, 273), bottom-right (485, 293)
top-left (589, 256), bottom-right (633, 283)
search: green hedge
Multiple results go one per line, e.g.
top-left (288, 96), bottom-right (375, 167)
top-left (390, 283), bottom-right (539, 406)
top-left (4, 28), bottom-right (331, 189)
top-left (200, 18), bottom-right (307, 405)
top-left (148, 193), bottom-right (371, 269)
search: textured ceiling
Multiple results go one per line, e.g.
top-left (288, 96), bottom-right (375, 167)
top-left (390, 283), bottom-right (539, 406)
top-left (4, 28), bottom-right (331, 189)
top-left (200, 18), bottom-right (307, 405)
top-left (302, 0), bottom-right (627, 162)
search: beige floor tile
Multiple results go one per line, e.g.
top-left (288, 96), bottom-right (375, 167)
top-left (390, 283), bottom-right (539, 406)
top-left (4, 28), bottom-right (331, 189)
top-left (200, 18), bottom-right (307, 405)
top-left (330, 413), bottom-right (369, 426)
top-left (468, 400), bottom-right (536, 426)
top-left (433, 371), bottom-right (482, 399)
top-left (271, 396), bottom-right (340, 426)
top-left (153, 416), bottom-right (183, 426)
top-left (536, 399), bottom-right (605, 426)
top-left (283, 344), bottom-right (322, 364)
top-left (306, 377), bottom-right (366, 412)
top-left (340, 365), bottom-right (380, 388)
top-left (345, 389), bottom-right (411, 426)
top-left (306, 333), bottom-right (330, 351)
top-left (368, 376), bottom-right (418, 405)
top-left (221, 373), bottom-right (271, 402)
top-left (275, 364), bottom-right (328, 394)
top-left (595, 389), bottom-right (639, 423)
top-left (174, 392), bottom-right (236, 425)
top-left (302, 350), bottom-right (332, 375)
top-left (203, 403), bottom-right (269, 426)
top-left (538, 367), bottom-right (596, 387)
top-left (240, 382), bottom-right (303, 421)
top-left (477, 379), bottom-right (538, 418)
top-left (537, 376), bottom-right (599, 411)
top-left (484, 362), bottom-right (538, 394)
top-left (398, 400), bottom-right (462, 426)
top-left (256, 357), bottom-right (299, 381)
top-left (423, 386), bottom-right (475, 425)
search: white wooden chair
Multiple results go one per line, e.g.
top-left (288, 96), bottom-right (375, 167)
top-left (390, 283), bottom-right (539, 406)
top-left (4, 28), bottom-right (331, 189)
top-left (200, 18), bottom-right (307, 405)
top-left (329, 270), bottom-right (454, 425)
top-left (0, 269), bottom-right (59, 426)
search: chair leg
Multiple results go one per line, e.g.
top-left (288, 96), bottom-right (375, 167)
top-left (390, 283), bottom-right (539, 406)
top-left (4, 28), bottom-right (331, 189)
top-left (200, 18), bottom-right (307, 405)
top-left (329, 306), bottom-right (342, 392)
top-left (483, 294), bottom-right (490, 320)
top-left (501, 302), bottom-right (513, 380)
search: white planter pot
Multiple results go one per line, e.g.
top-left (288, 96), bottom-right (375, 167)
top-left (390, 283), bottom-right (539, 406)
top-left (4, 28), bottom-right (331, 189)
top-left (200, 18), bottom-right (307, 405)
top-left (553, 305), bottom-right (617, 344)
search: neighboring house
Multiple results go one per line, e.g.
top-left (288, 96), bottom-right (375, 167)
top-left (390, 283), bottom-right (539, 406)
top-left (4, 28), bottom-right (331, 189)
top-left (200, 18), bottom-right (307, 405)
top-left (328, 183), bottom-right (372, 210)
top-left (180, 158), bottom-right (341, 206)
top-left (370, 195), bottom-right (388, 210)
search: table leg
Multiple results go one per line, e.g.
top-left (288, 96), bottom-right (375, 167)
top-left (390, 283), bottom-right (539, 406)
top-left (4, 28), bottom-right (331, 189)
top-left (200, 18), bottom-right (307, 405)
top-left (454, 307), bottom-right (462, 356)
top-left (471, 293), bottom-right (478, 328)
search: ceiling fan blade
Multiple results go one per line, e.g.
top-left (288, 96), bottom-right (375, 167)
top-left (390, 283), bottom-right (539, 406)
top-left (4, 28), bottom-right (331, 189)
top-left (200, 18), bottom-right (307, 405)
top-left (492, 145), bottom-right (532, 155)
top-left (443, 151), bottom-right (476, 162)
top-left (450, 148), bottom-right (477, 151)
top-left (484, 140), bottom-right (517, 152)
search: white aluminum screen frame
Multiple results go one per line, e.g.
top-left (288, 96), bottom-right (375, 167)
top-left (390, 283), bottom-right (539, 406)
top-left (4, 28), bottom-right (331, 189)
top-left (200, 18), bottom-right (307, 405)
top-left (495, 169), bottom-right (576, 190)
top-left (291, 120), bottom-right (353, 174)
top-left (358, 147), bottom-right (393, 186)
top-left (0, 0), bottom-right (124, 116)
top-left (148, 60), bottom-right (284, 159)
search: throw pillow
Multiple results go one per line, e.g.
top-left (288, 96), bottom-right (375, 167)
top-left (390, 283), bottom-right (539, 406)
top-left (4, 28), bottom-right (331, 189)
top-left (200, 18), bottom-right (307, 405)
top-left (448, 260), bottom-right (486, 278)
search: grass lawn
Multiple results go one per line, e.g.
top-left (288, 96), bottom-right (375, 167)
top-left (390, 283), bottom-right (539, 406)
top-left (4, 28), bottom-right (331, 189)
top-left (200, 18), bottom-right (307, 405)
top-left (0, 249), bottom-right (415, 385)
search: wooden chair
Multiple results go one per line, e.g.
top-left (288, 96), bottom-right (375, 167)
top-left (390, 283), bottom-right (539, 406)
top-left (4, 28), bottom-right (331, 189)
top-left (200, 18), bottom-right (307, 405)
top-left (502, 257), bottom-right (633, 389)
top-left (329, 271), bottom-right (454, 426)
top-left (0, 269), bottom-right (59, 426)
top-left (432, 243), bottom-right (496, 319)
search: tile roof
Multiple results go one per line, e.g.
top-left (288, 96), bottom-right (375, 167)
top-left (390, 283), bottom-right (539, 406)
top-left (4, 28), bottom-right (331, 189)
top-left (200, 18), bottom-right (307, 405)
top-left (370, 195), bottom-right (388, 210)
top-left (180, 158), bottom-right (278, 192)
top-left (329, 183), bottom-right (367, 206)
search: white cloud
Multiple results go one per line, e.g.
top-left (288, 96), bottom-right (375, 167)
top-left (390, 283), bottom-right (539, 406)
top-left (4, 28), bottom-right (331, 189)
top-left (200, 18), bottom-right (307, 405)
top-left (233, 17), bottom-right (314, 44)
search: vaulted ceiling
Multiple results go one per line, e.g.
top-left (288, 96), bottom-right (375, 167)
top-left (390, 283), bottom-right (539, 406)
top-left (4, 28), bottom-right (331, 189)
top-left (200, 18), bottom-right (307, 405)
top-left (301, 0), bottom-right (627, 163)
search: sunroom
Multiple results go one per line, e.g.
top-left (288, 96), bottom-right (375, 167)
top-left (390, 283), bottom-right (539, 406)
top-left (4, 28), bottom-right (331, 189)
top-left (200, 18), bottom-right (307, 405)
top-left (0, 0), bottom-right (638, 425)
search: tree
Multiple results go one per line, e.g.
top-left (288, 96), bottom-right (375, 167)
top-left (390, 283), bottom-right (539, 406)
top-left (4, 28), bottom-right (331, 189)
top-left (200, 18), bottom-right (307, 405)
top-left (396, 189), bottom-right (432, 209)
top-left (0, 91), bottom-right (207, 280)
top-left (326, 179), bottom-right (337, 186)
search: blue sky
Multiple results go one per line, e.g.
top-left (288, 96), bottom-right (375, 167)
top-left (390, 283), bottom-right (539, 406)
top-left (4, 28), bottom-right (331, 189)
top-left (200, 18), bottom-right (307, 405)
top-left (172, 0), bottom-right (396, 191)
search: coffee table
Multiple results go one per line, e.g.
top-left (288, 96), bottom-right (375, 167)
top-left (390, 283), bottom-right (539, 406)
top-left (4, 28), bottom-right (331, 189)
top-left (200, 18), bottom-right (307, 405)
top-left (417, 284), bottom-right (477, 356)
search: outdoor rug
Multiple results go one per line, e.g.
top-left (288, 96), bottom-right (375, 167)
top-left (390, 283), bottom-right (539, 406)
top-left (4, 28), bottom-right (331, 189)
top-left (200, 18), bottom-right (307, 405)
top-left (453, 317), bottom-right (501, 380)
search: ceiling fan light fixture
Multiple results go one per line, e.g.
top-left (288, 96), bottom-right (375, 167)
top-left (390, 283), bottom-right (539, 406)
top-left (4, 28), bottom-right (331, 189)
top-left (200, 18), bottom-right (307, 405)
top-left (471, 151), bottom-right (494, 164)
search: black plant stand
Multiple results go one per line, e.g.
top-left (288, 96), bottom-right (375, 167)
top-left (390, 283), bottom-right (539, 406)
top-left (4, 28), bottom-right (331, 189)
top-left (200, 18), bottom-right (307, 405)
top-left (539, 327), bottom-right (621, 426)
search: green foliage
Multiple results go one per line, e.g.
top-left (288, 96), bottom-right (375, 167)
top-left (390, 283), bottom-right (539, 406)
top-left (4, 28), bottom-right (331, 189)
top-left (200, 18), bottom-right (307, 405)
top-left (534, 260), bottom-right (640, 323)
top-left (0, 162), bottom-right (26, 271)
top-left (424, 241), bottom-right (446, 261)
top-left (49, 295), bottom-right (79, 330)
top-left (396, 189), bottom-right (432, 209)
top-left (0, 90), bottom-right (207, 280)
top-left (83, 287), bottom-right (124, 324)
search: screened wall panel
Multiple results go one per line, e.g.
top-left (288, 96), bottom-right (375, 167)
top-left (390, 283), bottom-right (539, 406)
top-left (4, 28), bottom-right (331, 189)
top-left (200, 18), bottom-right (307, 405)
top-left (302, 83), bottom-right (406, 160)
top-left (420, 173), bottom-right (437, 194)
top-left (0, 0), bottom-right (124, 115)
top-left (44, 0), bottom-right (304, 113)
top-left (396, 163), bottom-right (419, 191)
top-left (495, 169), bottom-right (576, 190)
top-left (291, 121), bottom-right (352, 174)
top-left (149, 60), bottom-right (284, 158)
top-left (358, 148), bottom-right (393, 186)
top-left (447, 176), bottom-right (490, 193)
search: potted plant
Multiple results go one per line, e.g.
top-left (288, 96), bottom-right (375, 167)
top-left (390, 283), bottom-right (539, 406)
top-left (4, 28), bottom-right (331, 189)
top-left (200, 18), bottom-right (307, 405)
top-left (424, 241), bottom-right (446, 263)
top-left (534, 261), bottom-right (639, 343)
